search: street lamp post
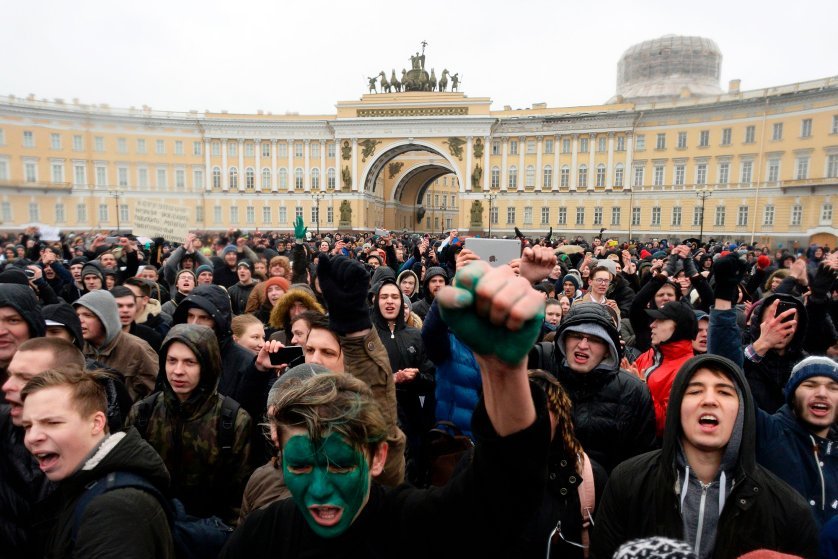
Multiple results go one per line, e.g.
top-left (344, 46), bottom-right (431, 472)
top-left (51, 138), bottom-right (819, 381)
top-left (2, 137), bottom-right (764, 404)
top-left (313, 192), bottom-right (326, 236)
top-left (110, 190), bottom-right (120, 232)
top-left (696, 187), bottom-right (713, 245)
top-left (484, 193), bottom-right (498, 237)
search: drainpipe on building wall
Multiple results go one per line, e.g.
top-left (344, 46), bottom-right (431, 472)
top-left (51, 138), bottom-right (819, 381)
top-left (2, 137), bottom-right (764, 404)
top-left (750, 96), bottom-right (770, 246)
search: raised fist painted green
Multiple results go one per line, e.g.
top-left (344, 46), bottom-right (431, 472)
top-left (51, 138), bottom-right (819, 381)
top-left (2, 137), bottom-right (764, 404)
top-left (294, 216), bottom-right (307, 240)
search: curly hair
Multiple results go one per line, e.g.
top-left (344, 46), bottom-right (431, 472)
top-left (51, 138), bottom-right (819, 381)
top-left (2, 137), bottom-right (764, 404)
top-left (527, 369), bottom-right (585, 473)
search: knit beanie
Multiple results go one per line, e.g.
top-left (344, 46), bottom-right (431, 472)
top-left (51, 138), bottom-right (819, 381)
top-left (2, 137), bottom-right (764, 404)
top-left (561, 274), bottom-right (581, 290)
top-left (195, 264), bottom-right (213, 277)
top-left (613, 537), bottom-right (696, 559)
top-left (596, 258), bottom-right (617, 277)
top-left (264, 276), bottom-right (290, 293)
top-left (81, 263), bottom-right (105, 283)
top-left (222, 245), bottom-right (238, 256)
top-left (784, 356), bottom-right (838, 404)
top-left (0, 267), bottom-right (29, 286)
top-left (176, 269), bottom-right (196, 283)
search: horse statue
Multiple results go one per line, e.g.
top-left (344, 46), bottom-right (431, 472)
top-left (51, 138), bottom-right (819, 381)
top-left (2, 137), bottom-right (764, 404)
top-left (390, 69), bottom-right (401, 92)
top-left (377, 71), bottom-right (390, 93)
top-left (367, 76), bottom-right (377, 93)
top-left (428, 68), bottom-right (437, 92)
top-left (438, 69), bottom-right (449, 92)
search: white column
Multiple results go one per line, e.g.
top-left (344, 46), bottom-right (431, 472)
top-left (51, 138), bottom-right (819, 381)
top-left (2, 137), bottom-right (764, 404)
top-left (221, 139), bottom-right (229, 191)
top-left (271, 140), bottom-right (278, 192)
top-left (238, 139), bottom-right (244, 192)
top-left (483, 136), bottom-right (490, 191)
top-left (465, 136), bottom-right (473, 192)
top-left (625, 133), bottom-right (634, 191)
top-left (535, 136), bottom-right (543, 191)
top-left (351, 138), bottom-right (358, 191)
top-left (501, 138), bottom-right (508, 191)
top-left (606, 133), bottom-right (615, 191)
top-left (587, 133), bottom-right (595, 191)
top-left (255, 139), bottom-right (261, 192)
top-left (552, 134), bottom-right (560, 191)
top-left (319, 140), bottom-right (326, 192)
top-left (303, 140), bottom-right (311, 192)
top-left (518, 136), bottom-right (525, 192)
top-left (203, 139), bottom-right (211, 192)
top-left (287, 140), bottom-right (294, 192)
top-left (570, 135), bottom-right (578, 191)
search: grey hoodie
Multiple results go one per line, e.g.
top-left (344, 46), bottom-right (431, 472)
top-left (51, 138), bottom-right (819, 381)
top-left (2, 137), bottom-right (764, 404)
top-left (74, 290), bottom-right (121, 347)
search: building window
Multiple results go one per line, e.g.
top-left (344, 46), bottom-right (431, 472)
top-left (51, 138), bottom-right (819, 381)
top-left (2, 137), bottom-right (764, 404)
top-left (672, 206), bottom-right (682, 226)
top-left (745, 125), bottom-right (756, 144)
top-left (51, 162), bottom-right (64, 183)
top-left (277, 143), bottom-right (288, 157)
top-left (95, 137), bottom-right (105, 153)
top-left (156, 168), bottom-right (167, 189)
top-left (633, 166), bottom-right (644, 187)
top-left (575, 206), bottom-right (585, 225)
top-left (93, 166), bottom-right (106, 187)
top-left (193, 141), bottom-right (202, 156)
top-left (137, 139), bottom-right (147, 154)
top-left (23, 131), bottom-right (34, 148)
top-left (506, 207), bottom-right (516, 224)
top-left (631, 207), bottom-right (641, 226)
top-left (562, 138), bottom-right (571, 153)
top-left (593, 206), bottom-right (603, 225)
top-left (616, 136), bottom-right (625, 151)
top-left (117, 138), bottom-right (127, 154)
top-left (578, 165), bottom-right (587, 188)
top-left (833, 115), bottom-right (838, 134)
top-left (699, 130), bottom-right (710, 147)
top-left (0, 159), bottom-right (6, 180)
top-left (490, 206), bottom-right (498, 224)
top-left (741, 161), bottom-right (753, 185)
top-left (213, 206), bottom-right (222, 224)
top-left (195, 206), bottom-right (204, 223)
top-left (558, 207), bottom-right (567, 225)
top-left (245, 142), bottom-right (254, 157)
top-left (598, 136), bottom-right (607, 153)
top-left (245, 167), bottom-right (255, 189)
top-left (246, 206), bottom-right (255, 224)
top-left (76, 203), bottom-right (86, 223)
top-left (118, 167), bottom-right (128, 187)
top-left (526, 140), bottom-right (535, 154)
top-left (560, 166), bottom-right (570, 187)
top-left (614, 164), bottom-right (624, 187)
top-left (327, 143), bottom-right (336, 158)
top-left (260, 142), bottom-right (269, 158)
top-left (279, 169), bottom-right (288, 188)
top-left (610, 206), bottom-right (621, 225)
top-left (651, 206), bottom-right (661, 226)
top-left (721, 128), bottom-right (732, 146)
top-left (311, 168), bottom-right (320, 190)
top-left (796, 157), bottom-right (809, 180)
top-left (489, 167), bottom-right (500, 189)
top-left (172, 141), bottom-right (182, 155)
top-left (74, 164), bottom-right (86, 186)
top-left (508, 166), bottom-right (518, 189)
top-left (693, 206), bottom-right (703, 226)
top-left (715, 206), bottom-right (725, 226)
top-left (763, 204), bottom-right (775, 225)
top-left (98, 204), bottom-right (109, 223)
top-left (768, 159), bottom-right (781, 182)
top-left (821, 203), bottom-right (833, 224)
top-left (653, 165), bottom-right (664, 186)
top-left (596, 164), bottom-right (606, 187)
top-left (635, 135), bottom-right (645, 151)
top-left (544, 139), bottom-right (554, 153)
top-left (674, 164), bottom-right (685, 185)
top-left (579, 138), bottom-right (588, 153)
top-left (541, 206), bottom-right (550, 225)
top-left (294, 168), bottom-right (304, 189)
top-left (230, 206), bottom-right (239, 223)
top-left (194, 169), bottom-right (203, 189)
top-left (212, 167), bottom-right (221, 189)
top-left (525, 165), bottom-right (535, 187)
top-left (523, 206), bottom-right (533, 225)
top-left (801, 119), bottom-right (812, 138)
top-left (791, 204), bottom-right (802, 225)
top-left (176, 169), bottom-right (185, 190)
top-left (155, 139), bottom-right (165, 155)
top-left (695, 163), bottom-right (707, 184)
top-left (119, 204), bottom-right (128, 224)
top-left (55, 203), bottom-right (65, 223)
top-left (656, 133), bottom-right (666, 150)
top-left (327, 167), bottom-right (336, 189)
top-left (51, 133), bottom-right (61, 150)
top-left (543, 165), bottom-right (552, 188)
top-left (327, 206), bottom-right (334, 224)
top-left (509, 140), bottom-right (518, 156)
top-left (138, 168), bottom-right (148, 189)
top-left (211, 141), bottom-right (220, 156)
top-left (73, 135), bottom-right (84, 151)
top-left (0, 129), bottom-right (5, 146)
top-left (772, 122), bottom-right (783, 141)
top-left (29, 202), bottom-right (39, 222)
top-left (677, 132), bottom-right (687, 149)
top-left (279, 206), bottom-right (287, 224)
top-left (491, 141), bottom-right (500, 155)
top-left (228, 142), bottom-right (237, 157)
top-left (294, 143), bottom-right (303, 158)
top-left (261, 168), bottom-right (271, 189)
top-left (737, 206), bottom-right (748, 227)
top-left (229, 167), bottom-right (238, 189)
top-left (718, 162), bottom-right (729, 185)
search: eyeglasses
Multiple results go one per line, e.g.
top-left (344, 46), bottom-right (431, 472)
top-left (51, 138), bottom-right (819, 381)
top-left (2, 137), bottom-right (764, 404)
top-left (546, 508), bottom-right (594, 558)
top-left (565, 331), bottom-right (607, 346)
top-left (591, 278), bottom-right (610, 285)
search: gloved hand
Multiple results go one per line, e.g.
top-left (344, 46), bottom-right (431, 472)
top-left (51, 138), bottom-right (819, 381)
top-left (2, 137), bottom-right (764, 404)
top-left (293, 216), bottom-right (307, 244)
top-left (683, 254), bottom-right (698, 278)
top-left (664, 253), bottom-right (680, 276)
top-left (514, 226), bottom-right (524, 240)
top-left (712, 253), bottom-right (748, 303)
top-left (316, 255), bottom-right (372, 335)
top-left (810, 263), bottom-right (838, 301)
top-left (438, 262), bottom-right (544, 364)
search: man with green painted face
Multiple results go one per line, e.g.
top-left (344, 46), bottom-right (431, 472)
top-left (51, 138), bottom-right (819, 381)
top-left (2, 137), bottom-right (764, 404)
top-left (220, 260), bottom-right (553, 558)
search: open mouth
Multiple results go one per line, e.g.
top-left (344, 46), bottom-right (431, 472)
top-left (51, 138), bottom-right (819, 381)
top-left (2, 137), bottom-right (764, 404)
top-left (572, 351), bottom-right (590, 364)
top-left (809, 402), bottom-right (832, 417)
top-left (308, 505), bottom-right (343, 527)
top-left (698, 414), bottom-right (719, 430)
top-left (34, 452), bottom-right (60, 472)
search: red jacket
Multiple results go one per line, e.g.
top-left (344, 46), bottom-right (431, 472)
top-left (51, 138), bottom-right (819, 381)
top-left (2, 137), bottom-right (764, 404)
top-left (634, 339), bottom-right (695, 437)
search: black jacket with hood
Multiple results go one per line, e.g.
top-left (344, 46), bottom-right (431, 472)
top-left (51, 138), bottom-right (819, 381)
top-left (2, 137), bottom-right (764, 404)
top-left (410, 266), bottom-right (447, 321)
top-left (591, 354), bottom-right (818, 559)
top-left (0, 284), bottom-right (46, 394)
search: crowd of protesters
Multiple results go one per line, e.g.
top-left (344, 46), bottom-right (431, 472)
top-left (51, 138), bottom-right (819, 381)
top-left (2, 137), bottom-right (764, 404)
top-left (0, 218), bottom-right (836, 558)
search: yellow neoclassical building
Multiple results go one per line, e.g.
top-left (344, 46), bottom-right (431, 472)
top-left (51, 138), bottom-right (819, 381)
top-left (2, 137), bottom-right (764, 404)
top-left (0, 36), bottom-right (836, 247)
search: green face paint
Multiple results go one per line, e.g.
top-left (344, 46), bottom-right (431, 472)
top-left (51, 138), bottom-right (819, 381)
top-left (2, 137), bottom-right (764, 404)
top-left (282, 432), bottom-right (371, 538)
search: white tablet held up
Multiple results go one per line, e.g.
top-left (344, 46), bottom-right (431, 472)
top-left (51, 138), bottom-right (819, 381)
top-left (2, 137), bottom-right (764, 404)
top-left (464, 238), bottom-right (522, 267)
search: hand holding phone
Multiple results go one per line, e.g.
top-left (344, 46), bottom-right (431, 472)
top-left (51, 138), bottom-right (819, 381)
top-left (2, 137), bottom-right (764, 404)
top-left (775, 300), bottom-right (796, 323)
top-left (269, 345), bottom-right (305, 367)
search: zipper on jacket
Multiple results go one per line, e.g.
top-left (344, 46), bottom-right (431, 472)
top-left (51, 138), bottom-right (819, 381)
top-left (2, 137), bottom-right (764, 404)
top-left (811, 434), bottom-right (826, 511)
top-left (694, 481), bottom-right (710, 557)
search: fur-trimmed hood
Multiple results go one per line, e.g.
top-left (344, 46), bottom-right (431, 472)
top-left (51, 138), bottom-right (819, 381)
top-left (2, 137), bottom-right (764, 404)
top-left (268, 287), bottom-right (325, 330)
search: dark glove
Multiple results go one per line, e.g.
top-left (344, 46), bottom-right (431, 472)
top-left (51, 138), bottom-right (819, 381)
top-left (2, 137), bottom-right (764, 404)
top-left (712, 253), bottom-right (747, 302)
top-left (811, 264), bottom-right (838, 301)
top-left (514, 226), bottom-right (524, 240)
top-left (683, 255), bottom-right (698, 278)
top-left (664, 253), bottom-right (680, 276)
top-left (546, 227), bottom-right (553, 242)
top-left (316, 255), bottom-right (372, 335)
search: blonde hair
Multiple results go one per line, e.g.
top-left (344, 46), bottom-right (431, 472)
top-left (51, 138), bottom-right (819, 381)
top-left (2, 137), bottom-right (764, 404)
top-left (232, 313), bottom-right (263, 339)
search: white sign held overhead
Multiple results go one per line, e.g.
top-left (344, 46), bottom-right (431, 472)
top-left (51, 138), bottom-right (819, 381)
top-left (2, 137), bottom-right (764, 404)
top-left (132, 200), bottom-right (190, 242)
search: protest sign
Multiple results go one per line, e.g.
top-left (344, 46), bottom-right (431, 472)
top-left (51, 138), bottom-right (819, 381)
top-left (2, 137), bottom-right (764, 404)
top-left (133, 200), bottom-right (190, 242)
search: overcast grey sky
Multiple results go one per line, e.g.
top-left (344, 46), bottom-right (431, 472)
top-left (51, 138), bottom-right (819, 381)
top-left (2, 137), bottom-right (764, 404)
top-left (2, 0), bottom-right (836, 115)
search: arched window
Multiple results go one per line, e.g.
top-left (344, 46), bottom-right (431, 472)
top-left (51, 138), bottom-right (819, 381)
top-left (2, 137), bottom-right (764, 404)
top-left (295, 168), bottom-right (304, 189)
top-left (578, 164), bottom-right (587, 188)
top-left (311, 168), bottom-right (320, 190)
top-left (327, 167), bottom-right (336, 189)
top-left (525, 165), bottom-right (535, 187)
top-left (491, 166), bottom-right (500, 188)
top-left (508, 165), bottom-right (518, 189)
top-left (261, 168), bottom-right (271, 189)
top-left (614, 163), bottom-right (624, 187)
top-left (212, 166), bottom-right (221, 189)
top-left (279, 168), bottom-right (288, 188)
top-left (245, 167), bottom-right (255, 190)
top-left (543, 165), bottom-right (553, 188)
top-left (596, 164), bottom-right (606, 187)
top-left (229, 167), bottom-right (238, 190)
top-left (560, 165), bottom-right (570, 187)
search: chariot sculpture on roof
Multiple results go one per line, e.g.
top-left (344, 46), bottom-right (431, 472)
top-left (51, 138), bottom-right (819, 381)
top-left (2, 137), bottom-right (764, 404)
top-left (367, 41), bottom-right (460, 93)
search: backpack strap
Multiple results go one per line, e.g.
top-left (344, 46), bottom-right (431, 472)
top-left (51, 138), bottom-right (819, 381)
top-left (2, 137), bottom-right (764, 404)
top-left (72, 471), bottom-right (171, 545)
top-left (217, 395), bottom-right (240, 457)
top-left (132, 393), bottom-right (161, 439)
top-left (577, 452), bottom-right (596, 559)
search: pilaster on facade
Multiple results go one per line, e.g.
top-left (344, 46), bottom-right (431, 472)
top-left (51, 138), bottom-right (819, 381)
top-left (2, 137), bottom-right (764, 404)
top-left (271, 139), bottom-right (278, 192)
top-left (501, 138), bottom-right (508, 191)
top-left (517, 136), bottom-right (525, 192)
top-left (570, 134), bottom-right (578, 192)
top-left (319, 140), bottom-right (326, 192)
top-left (221, 139), bottom-right (229, 191)
top-left (552, 134), bottom-right (560, 191)
top-left (254, 139), bottom-right (261, 192)
top-left (535, 136), bottom-right (543, 191)
top-left (588, 133), bottom-right (596, 191)
top-left (625, 133), bottom-right (634, 192)
top-left (304, 139), bottom-right (311, 192)
top-left (203, 139), bottom-right (211, 192)
top-left (237, 139), bottom-right (244, 192)
top-left (287, 139), bottom-right (294, 193)
top-left (606, 133), bottom-right (615, 191)
top-left (482, 136), bottom-right (490, 191)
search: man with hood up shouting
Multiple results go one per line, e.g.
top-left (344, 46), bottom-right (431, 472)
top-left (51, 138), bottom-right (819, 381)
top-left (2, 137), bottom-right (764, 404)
top-left (591, 354), bottom-right (818, 559)
top-left (410, 266), bottom-right (447, 321)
